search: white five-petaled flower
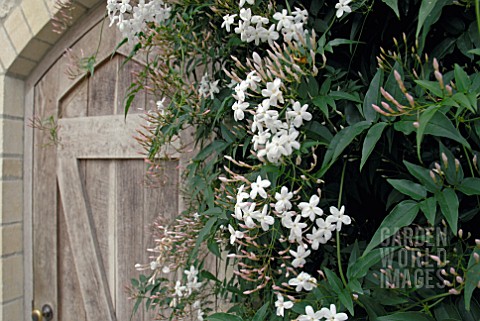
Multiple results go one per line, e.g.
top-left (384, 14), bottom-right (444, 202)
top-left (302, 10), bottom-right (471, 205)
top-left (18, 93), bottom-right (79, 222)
top-left (290, 244), bottom-right (311, 267)
top-left (287, 101), bottom-right (312, 127)
top-left (335, 0), bottom-right (352, 18)
top-left (283, 214), bottom-right (307, 243)
top-left (288, 271), bottom-right (317, 292)
top-left (174, 280), bottom-right (186, 297)
top-left (328, 205), bottom-right (351, 231)
top-left (239, 0), bottom-right (255, 8)
top-left (306, 218), bottom-right (335, 249)
top-left (252, 204), bottom-right (275, 231)
top-left (298, 195), bottom-right (323, 221)
top-left (273, 9), bottom-right (294, 31)
top-left (250, 175), bottom-right (271, 199)
top-left (298, 305), bottom-right (324, 321)
top-left (232, 100), bottom-right (249, 121)
top-left (320, 304), bottom-right (349, 321)
top-left (261, 78), bottom-right (284, 107)
top-left (221, 14), bottom-right (237, 32)
top-left (274, 294), bottom-right (293, 317)
top-left (242, 202), bottom-right (257, 228)
top-left (274, 186), bottom-right (293, 212)
top-left (228, 224), bottom-right (244, 244)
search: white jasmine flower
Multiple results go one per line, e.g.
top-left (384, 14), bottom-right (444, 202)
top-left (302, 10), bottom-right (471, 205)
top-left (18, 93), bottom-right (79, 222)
top-left (283, 214), bottom-right (307, 243)
top-left (221, 14), bottom-right (237, 32)
top-left (174, 280), bottom-right (186, 297)
top-left (239, 0), bottom-right (254, 8)
top-left (232, 101), bottom-right (249, 121)
top-left (281, 129), bottom-right (301, 155)
top-left (184, 265), bottom-right (199, 281)
top-left (298, 195), bottom-right (324, 221)
top-left (274, 186), bottom-right (293, 212)
top-left (162, 266), bottom-right (171, 274)
top-left (241, 203), bottom-right (257, 228)
top-left (228, 224), bottom-right (245, 244)
top-left (320, 304), bottom-right (349, 321)
top-left (245, 71), bottom-right (261, 90)
top-left (234, 81), bottom-right (248, 101)
top-left (156, 97), bottom-right (167, 111)
top-left (252, 204), bottom-right (275, 231)
top-left (239, 8), bottom-right (252, 21)
top-left (208, 80), bottom-right (220, 99)
top-left (287, 101), bottom-right (312, 127)
top-left (290, 244), bottom-right (311, 267)
top-left (288, 271), bottom-right (317, 292)
top-left (327, 205), bottom-right (351, 231)
top-left (298, 306), bottom-right (324, 321)
top-left (292, 7), bottom-right (309, 24)
top-left (335, 0), bottom-right (352, 18)
top-left (273, 9), bottom-right (294, 31)
top-left (250, 175), bottom-right (271, 199)
top-left (251, 15), bottom-right (269, 26)
top-left (275, 294), bottom-right (293, 317)
top-left (236, 184), bottom-right (250, 205)
top-left (247, 24), bottom-right (267, 45)
top-left (262, 24), bottom-right (280, 47)
top-left (150, 260), bottom-right (159, 270)
top-left (306, 218), bottom-right (335, 250)
top-left (252, 132), bottom-right (271, 150)
top-left (262, 78), bottom-right (284, 107)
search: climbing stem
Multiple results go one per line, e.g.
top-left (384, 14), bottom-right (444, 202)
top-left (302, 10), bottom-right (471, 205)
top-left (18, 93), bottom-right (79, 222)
top-left (337, 161), bottom-right (348, 287)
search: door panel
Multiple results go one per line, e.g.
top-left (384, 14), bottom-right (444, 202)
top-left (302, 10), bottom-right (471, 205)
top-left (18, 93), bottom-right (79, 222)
top-left (32, 17), bottom-right (181, 320)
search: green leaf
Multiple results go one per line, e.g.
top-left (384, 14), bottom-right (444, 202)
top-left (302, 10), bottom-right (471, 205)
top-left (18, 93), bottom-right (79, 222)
top-left (424, 112), bottom-right (470, 149)
top-left (436, 188), bottom-right (459, 234)
top-left (416, 0), bottom-right (436, 37)
top-left (457, 177), bottom-right (480, 195)
top-left (377, 311), bottom-right (435, 321)
top-left (252, 303), bottom-right (269, 321)
top-left (324, 268), bottom-right (343, 294)
top-left (469, 48), bottom-right (480, 55)
top-left (360, 122), bottom-right (388, 171)
top-left (419, 197), bottom-right (437, 225)
top-left (381, 0), bottom-right (400, 18)
top-left (312, 96), bottom-right (329, 117)
top-left (363, 200), bottom-right (419, 256)
top-left (464, 247), bottom-right (480, 310)
top-left (454, 64), bottom-right (471, 92)
top-left (330, 91), bottom-right (363, 104)
top-left (387, 179), bottom-right (427, 200)
top-left (414, 80), bottom-right (443, 97)
top-left (452, 92), bottom-right (475, 113)
top-left (416, 105), bottom-right (439, 160)
top-left (363, 68), bottom-right (384, 122)
top-left (317, 121), bottom-right (371, 177)
top-left (339, 288), bottom-right (355, 315)
top-left (404, 160), bottom-right (439, 193)
top-left (348, 247), bottom-right (398, 280)
top-left (206, 313), bottom-right (243, 321)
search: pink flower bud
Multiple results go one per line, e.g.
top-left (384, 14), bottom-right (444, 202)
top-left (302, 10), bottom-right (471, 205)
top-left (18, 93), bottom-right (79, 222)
top-left (413, 121), bottom-right (420, 128)
top-left (441, 152), bottom-right (448, 168)
top-left (456, 276), bottom-right (464, 284)
top-left (433, 58), bottom-right (439, 71)
top-left (405, 93), bottom-right (415, 107)
top-left (449, 288), bottom-right (460, 295)
top-left (445, 85), bottom-right (453, 95)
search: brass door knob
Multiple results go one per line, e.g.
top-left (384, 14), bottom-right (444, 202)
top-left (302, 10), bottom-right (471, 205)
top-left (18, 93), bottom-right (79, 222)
top-left (32, 304), bottom-right (53, 321)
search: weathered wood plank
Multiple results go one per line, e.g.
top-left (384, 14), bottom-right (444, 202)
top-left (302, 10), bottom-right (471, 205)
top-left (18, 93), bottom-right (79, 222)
top-left (33, 63), bottom-right (59, 318)
top-left (57, 194), bottom-right (87, 320)
top-left (88, 59), bottom-right (117, 116)
top-left (116, 160), bottom-right (145, 321)
top-left (56, 157), bottom-right (116, 321)
top-left (57, 114), bottom-right (180, 158)
top-left (59, 79), bottom-right (88, 118)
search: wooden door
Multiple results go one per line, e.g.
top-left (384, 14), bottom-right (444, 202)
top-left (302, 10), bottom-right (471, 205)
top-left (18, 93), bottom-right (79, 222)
top-left (31, 17), bottom-right (181, 321)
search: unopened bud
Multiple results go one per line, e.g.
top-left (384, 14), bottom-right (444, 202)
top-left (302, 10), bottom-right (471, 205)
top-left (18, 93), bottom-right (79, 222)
top-left (474, 252), bottom-right (480, 263)
top-left (441, 269), bottom-right (448, 276)
top-left (458, 229), bottom-right (463, 238)
top-left (413, 121), bottom-right (420, 128)
top-left (473, 155), bottom-right (478, 170)
top-left (449, 288), bottom-right (461, 295)
top-left (433, 58), bottom-right (439, 71)
top-left (444, 280), bottom-right (452, 286)
top-left (381, 101), bottom-right (395, 113)
top-left (456, 276), bottom-right (464, 284)
top-left (455, 159), bottom-right (460, 172)
top-left (450, 267), bottom-right (457, 275)
top-left (445, 85), bottom-right (453, 96)
top-left (405, 93), bottom-right (415, 107)
top-left (430, 170), bottom-right (436, 182)
top-left (435, 162), bottom-right (442, 172)
top-left (435, 71), bottom-right (444, 89)
top-left (441, 152), bottom-right (448, 168)
top-left (353, 293), bottom-right (359, 300)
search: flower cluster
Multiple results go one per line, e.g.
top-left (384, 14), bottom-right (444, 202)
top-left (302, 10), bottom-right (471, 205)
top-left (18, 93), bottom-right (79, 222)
top-left (228, 174), bottom-right (351, 317)
top-left (106, 0), bottom-right (171, 42)
top-left (198, 73), bottom-right (220, 100)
